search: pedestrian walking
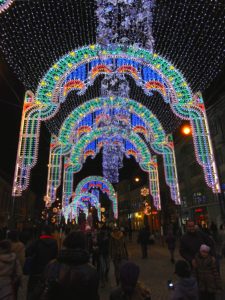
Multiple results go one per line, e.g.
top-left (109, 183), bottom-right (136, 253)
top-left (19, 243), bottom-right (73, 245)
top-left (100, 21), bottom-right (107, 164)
top-left (217, 224), bottom-right (225, 258)
top-left (7, 230), bottom-right (26, 300)
top-left (179, 220), bottom-right (215, 267)
top-left (26, 225), bottom-right (58, 300)
top-left (165, 229), bottom-right (176, 263)
top-left (137, 225), bottom-right (150, 259)
top-left (91, 229), bottom-right (100, 268)
top-left (7, 230), bottom-right (25, 268)
top-left (98, 225), bottom-right (110, 287)
top-left (128, 225), bottom-right (133, 242)
top-left (0, 240), bottom-right (22, 300)
top-left (192, 244), bottom-right (222, 300)
top-left (210, 221), bottom-right (218, 242)
top-left (170, 260), bottom-right (198, 300)
top-left (110, 226), bottom-right (128, 285)
top-left (110, 261), bottom-right (151, 300)
top-left (41, 230), bottom-right (99, 300)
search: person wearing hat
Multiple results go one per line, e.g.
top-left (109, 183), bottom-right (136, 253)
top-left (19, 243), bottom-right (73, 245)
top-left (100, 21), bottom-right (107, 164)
top-left (192, 244), bottom-right (222, 300)
top-left (170, 260), bottom-right (198, 300)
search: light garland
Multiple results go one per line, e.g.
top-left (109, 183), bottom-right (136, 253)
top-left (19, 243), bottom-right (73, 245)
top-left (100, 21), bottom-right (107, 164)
top-left (96, 0), bottom-right (154, 51)
top-left (0, 0), bottom-right (14, 14)
top-left (99, 73), bottom-right (131, 182)
top-left (10, 5), bottom-right (221, 202)
top-left (0, 1), bottom-right (225, 92)
top-left (141, 187), bottom-right (150, 197)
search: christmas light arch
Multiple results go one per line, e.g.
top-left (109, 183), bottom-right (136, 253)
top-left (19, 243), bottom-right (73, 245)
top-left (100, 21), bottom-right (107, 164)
top-left (45, 127), bottom-right (161, 211)
top-left (55, 97), bottom-right (179, 205)
top-left (13, 45), bottom-right (220, 199)
top-left (74, 176), bottom-right (117, 219)
top-left (62, 193), bottom-right (98, 223)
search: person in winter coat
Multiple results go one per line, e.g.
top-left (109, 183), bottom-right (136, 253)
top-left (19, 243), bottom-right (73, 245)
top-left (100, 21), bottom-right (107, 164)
top-left (7, 230), bottom-right (25, 268)
top-left (170, 260), bottom-right (198, 300)
top-left (165, 229), bottom-right (176, 263)
top-left (137, 225), bottom-right (150, 259)
top-left (217, 224), bottom-right (225, 257)
top-left (42, 230), bottom-right (99, 300)
top-left (98, 225), bottom-right (110, 287)
top-left (179, 220), bottom-right (215, 267)
top-left (7, 230), bottom-right (26, 300)
top-left (192, 244), bottom-right (222, 300)
top-left (110, 226), bottom-right (128, 285)
top-left (110, 261), bottom-right (151, 300)
top-left (26, 225), bottom-right (58, 300)
top-left (0, 240), bottom-right (22, 300)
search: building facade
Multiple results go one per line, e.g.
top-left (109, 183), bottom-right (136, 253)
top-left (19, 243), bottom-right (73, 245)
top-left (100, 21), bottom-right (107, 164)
top-left (0, 174), bottom-right (36, 228)
top-left (174, 92), bottom-right (225, 229)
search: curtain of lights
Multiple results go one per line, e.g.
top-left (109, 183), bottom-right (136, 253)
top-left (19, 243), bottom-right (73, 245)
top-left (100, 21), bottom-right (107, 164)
top-left (12, 46), bottom-right (220, 208)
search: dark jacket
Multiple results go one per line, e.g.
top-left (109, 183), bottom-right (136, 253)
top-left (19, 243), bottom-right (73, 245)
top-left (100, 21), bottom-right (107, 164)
top-left (98, 230), bottom-right (110, 256)
top-left (0, 251), bottom-right (22, 300)
top-left (110, 231), bottom-right (128, 261)
top-left (137, 228), bottom-right (150, 245)
top-left (43, 247), bottom-right (99, 300)
top-left (179, 231), bottom-right (215, 263)
top-left (193, 253), bottom-right (222, 292)
top-left (26, 235), bottom-right (58, 275)
top-left (110, 282), bottom-right (151, 300)
top-left (170, 277), bottom-right (198, 300)
top-left (165, 233), bottom-right (176, 250)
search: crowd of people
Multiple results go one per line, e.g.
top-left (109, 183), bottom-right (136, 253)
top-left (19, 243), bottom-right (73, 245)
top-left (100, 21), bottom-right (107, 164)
top-left (0, 219), bottom-right (224, 300)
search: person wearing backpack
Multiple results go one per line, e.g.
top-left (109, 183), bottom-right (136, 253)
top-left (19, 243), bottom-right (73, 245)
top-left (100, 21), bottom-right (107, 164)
top-left (41, 230), bottom-right (99, 300)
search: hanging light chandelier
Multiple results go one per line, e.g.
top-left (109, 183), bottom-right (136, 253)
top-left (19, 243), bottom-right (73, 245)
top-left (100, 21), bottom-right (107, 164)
top-left (98, 70), bottom-right (131, 183)
top-left (96, 0), bottom-right (155, 51)
top-left (96, 0), bottom-right (155, 183)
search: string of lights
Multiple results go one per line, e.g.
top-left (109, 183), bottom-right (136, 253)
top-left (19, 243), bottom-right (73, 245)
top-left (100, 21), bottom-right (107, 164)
top-left (8, 0), bottom-right (222, 211)
top-left (0, 0), bottom-right (14, 14)
top-left (0, 1), bottom-right (224, 92)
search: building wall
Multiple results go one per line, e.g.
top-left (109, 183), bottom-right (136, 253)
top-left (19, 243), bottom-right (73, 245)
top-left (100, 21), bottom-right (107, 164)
top-left (174, 92), bottom-right (225, 228)
top-left (0, 175), bottom-right (36, 227)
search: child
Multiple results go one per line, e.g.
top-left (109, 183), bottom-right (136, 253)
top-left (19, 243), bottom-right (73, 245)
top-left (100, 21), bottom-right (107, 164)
top-left (165, 229), bottom-right (176, 263)
top-left (171, 260), bottom-right (198, 300)
top-left (193, 244), bottom-right (222, 300)
top-left (110, 261), bottom-right (151, 300)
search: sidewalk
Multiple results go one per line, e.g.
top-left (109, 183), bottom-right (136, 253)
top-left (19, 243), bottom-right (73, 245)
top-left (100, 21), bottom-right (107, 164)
top-left (99, 238), bottom-right (225, 300)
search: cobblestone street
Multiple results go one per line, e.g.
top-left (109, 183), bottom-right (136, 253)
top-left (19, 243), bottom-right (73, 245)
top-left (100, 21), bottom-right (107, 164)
top-left (100, 237), bottom-right (225, 300)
